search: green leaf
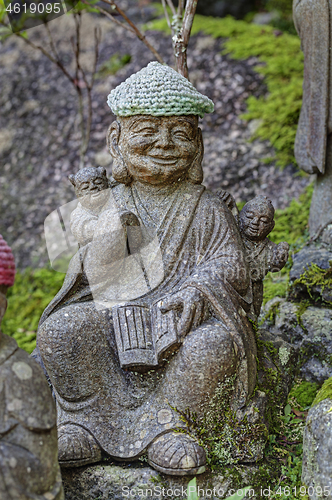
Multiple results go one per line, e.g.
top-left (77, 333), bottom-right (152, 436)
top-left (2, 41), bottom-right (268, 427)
top-left (284, 404), bottom-right (292, 416)
top-left (187, 478), bottom-right (198, 500)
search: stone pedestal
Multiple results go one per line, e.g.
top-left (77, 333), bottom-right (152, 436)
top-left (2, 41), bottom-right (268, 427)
top-left (62, 462), bottom-right (276, 500)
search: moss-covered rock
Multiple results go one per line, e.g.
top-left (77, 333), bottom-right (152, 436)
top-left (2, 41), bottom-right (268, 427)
top-left (262, 298), bottom-right (332, 383)
top-left (288, 246), bottom-right (332, 305)
top-left (312, 377), bottom-right (332, 408)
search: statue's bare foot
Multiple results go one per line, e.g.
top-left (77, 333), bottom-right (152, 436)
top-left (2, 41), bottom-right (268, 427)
top-left (58, 424), bottom-right (102, 468)
top-left (147, 432), bottom-right (206, 476)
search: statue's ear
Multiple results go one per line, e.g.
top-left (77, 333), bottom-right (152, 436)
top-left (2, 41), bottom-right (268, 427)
top-left (187, 127), bottom-right (204, 184)
top-left (68, 174), bottom-right (76, 187)
top-left (107, 120), bottom-right (132, 185)
top-left (97, 166), bottom-right (107, 178)
top-left (270, 220), bottom-right (275, 232)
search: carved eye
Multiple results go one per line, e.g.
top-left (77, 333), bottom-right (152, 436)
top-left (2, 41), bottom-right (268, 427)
top-left (173, 130), bottom-right (190, 140)
top-left (137, 127), bottom-right (157, 136)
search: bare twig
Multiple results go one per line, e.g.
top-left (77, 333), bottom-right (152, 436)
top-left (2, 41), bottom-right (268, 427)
top-left (80, 0), bottom-right (136, 35)
top-left (177, 0), bottom-right (185, 18)
top-left (171, 0), bottom-right (198, 78)
top-left (161, 0), bottom-right (172, 30)
top-left (164, 0), bottom-right (176, 17)
top-left (13, 31), bottom-right (75, 84)
top-left (100, 0), bottom-right (164, 64)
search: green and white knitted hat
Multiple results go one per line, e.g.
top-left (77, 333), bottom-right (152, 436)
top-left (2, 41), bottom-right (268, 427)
top-left (107, 62), bottom-right (214, 118)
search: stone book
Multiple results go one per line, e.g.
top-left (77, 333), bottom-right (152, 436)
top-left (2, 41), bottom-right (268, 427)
top-left (112, 303), bottom-right (180, 371)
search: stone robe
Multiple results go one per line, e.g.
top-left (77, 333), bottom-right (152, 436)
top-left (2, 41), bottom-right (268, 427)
top-left (0, 334), bottom-right (64, 500)
top-left (36, 181), bottom-right (257, 460)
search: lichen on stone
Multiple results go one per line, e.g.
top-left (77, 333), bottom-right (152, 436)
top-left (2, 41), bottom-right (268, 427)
top-left (279, 346), bottom-right (290, 366)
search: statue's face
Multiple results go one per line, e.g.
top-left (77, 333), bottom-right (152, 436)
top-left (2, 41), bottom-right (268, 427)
top-left (240, 203), bottom-right (275, 241)
top-left (117, 115), bottom-right (200, 186)
top-left (75, 173), bottom-right (109, 210)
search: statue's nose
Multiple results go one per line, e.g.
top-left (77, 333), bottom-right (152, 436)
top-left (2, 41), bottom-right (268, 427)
top-left (156, 128), bottom-right (173, 149)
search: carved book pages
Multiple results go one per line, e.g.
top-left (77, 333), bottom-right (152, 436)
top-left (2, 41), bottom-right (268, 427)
top-left (112, 304), bottom-right (180, 371)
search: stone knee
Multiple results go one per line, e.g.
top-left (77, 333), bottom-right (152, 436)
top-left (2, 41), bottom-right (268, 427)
top-left (37, 304), bottom-right (112, 400)
top-left (161, 319), bottom-right (238, 412)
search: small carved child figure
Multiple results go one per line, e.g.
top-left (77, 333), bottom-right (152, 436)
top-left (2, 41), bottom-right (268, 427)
top-left (239, 195), bottom-right (289, 317)
top-left (69, 166), bottom-right (110, 246)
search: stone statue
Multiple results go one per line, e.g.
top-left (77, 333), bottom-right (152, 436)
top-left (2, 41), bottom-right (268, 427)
top-left (239, 196), bottom-right (289, 318)
top-left (69, 166), bottom-right (110, 246)
top-left (35, 62), bottom-right (258, 476)
top-left (0, 235), bottom-right (64, 500)
top-left (293, 0), bottom-right (332, 242)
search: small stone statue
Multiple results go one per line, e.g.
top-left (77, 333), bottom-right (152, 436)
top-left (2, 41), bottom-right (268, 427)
top-left (69, 166), bottom-right (110, 246)
top-left (293, 0), bottom-right (332, 242)
top-left (0, 234), bottom-right (64, 500)
top-left (36, 62), bottom-right (260, 476)
top-left (239, 196), bottom-right (289, 317)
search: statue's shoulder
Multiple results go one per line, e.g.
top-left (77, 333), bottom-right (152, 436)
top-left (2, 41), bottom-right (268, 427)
top-left (1, 341), bottom-right (56, 430)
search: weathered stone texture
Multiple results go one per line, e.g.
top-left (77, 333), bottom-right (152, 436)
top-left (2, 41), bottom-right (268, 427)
top-left (302, 399), bottom-right (332, 499)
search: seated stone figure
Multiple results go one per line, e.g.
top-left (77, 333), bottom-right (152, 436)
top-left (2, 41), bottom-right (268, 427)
top-left (36, 62), bottom-right (258, 476)
top-left (239, 196), bottom-right (289, 317)
top-left (0, 235), bottom-right (64, 500)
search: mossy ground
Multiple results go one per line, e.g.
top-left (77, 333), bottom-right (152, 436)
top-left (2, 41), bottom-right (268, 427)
top-left (2, 267), bottom-right (64, 353)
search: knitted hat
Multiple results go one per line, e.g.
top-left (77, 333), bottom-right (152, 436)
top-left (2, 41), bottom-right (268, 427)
top-left (0, 235), bottom-right (15, 287)
top-left (107, 62), bottom-right (214, 118)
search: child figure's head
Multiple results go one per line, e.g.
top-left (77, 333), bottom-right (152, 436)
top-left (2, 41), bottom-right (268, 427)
top-left (239, 195), bottom-right (275, 242)
top-left (69, 167), bottom-right (109, 211)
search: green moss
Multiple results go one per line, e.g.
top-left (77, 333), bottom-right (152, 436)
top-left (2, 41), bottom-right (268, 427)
top-left (263, 274), bottom-right (288, 305)
top-left (269, 183), bottom-right (313, 245)
top-left (147, 13), bottom-right (304, 168)
top-left (289, 380), bottom-right (320, 410)
top-left (311, 376), bottom-right (332, 407)
top-left (96, 53), bottom-right (131, 78)
top-left (291, 261), bottom-right (332, 303)
top-left (2, 268), bottom-right (64, 353)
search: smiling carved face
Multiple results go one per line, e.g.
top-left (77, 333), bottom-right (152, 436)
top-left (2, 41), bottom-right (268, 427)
top-left (74, 170), bottom-right (109, 211)
top-left (239, 200), bottom-right (275, 242)
top-left (112, 115), bottom-right (201, 186)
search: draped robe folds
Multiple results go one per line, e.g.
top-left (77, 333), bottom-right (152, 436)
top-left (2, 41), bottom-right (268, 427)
top-left (0, 334), bottom-right (64, 500)
top-left (37, 181), bottom-right (257, 459)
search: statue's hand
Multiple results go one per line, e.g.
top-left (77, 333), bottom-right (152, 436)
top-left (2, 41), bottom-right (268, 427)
top-left (271, 242), bottom-right (289, 270)
top-left (159, 287), bottom-right (205, 339)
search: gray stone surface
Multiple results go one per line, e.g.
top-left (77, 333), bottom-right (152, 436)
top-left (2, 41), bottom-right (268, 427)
top-left (302, 399), bottom-right (332, 499)
top-left (262, 299), bottom-right (332, 383)
top-left (293, 0), bottom-right (332, 241)
top-left (0, 235), bottom-right (64, 500)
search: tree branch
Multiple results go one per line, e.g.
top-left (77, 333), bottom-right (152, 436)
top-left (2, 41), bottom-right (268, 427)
top-left (181, 0), bottom-right (197, 46)
top-left (100, 0), bottom-right (164, 64)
